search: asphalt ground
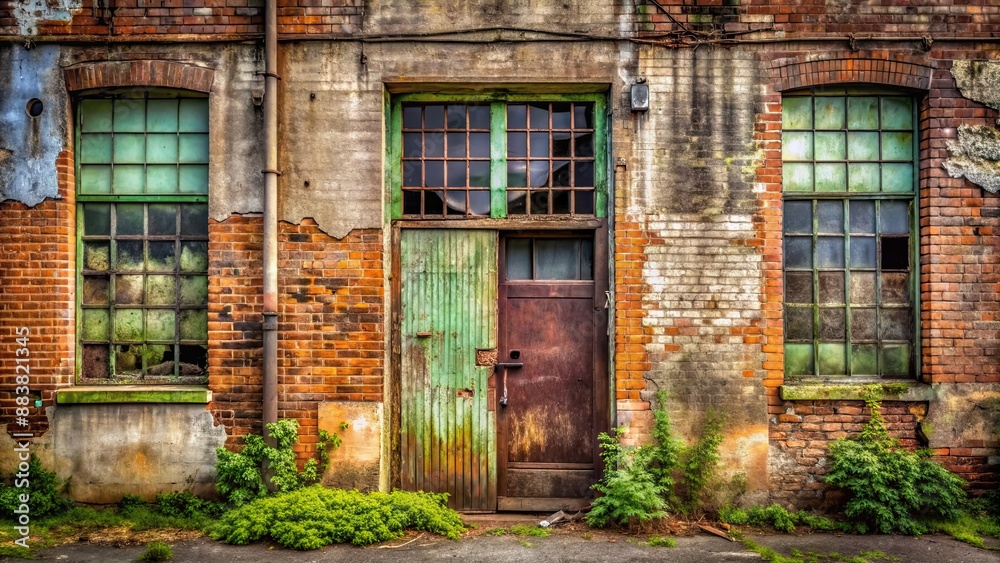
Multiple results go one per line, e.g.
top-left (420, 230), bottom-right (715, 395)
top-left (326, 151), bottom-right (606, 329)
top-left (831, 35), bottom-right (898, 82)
top-left (3, 513), bottom-right (999, 562)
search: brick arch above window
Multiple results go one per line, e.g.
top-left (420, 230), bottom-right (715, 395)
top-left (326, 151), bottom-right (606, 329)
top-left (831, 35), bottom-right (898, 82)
top-left (771, 53), bottom-right (932, 92)
top-left (64, 60), bottom-right (214, 93)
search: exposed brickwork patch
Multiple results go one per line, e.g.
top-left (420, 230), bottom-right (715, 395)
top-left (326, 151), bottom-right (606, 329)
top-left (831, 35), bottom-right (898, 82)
top-left (64, 60), bottom-right (214, 92)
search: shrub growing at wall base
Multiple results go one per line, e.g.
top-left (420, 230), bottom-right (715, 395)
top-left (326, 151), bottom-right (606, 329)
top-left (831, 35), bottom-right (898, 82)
top-left (215, 419), bottom-right (327, 506)
top-left (0, 456), bottom-right (72, 520)
top-left (209, 486), bottom-right (464, 549)
top-left (825, 392), bottom-right (966, 534)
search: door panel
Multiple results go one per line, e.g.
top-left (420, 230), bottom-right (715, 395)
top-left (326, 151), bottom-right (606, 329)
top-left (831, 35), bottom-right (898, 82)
top-left (504, 293), bottom-right (594, 465)
top-left (497, 235), bottom-right (599, 511)
top-left (400, 229), bottom-right (497, 511)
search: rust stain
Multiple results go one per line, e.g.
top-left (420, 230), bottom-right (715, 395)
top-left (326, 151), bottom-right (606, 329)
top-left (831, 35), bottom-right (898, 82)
top-left (476, 348), bottom-right (498, 366)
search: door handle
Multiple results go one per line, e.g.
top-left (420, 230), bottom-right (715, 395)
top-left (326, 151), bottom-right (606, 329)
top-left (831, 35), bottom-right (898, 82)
top-left (497, 352), bottom-right (523, 408)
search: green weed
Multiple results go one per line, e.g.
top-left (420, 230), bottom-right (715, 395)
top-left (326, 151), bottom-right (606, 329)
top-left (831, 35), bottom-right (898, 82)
top-left (508, 524), bottom-right (548, 537)
top-left (208, 486), bottom-right (464, 549)
top-left (647, 535), bottom-right (676, 547)
top-left (137, 540), bottom-right (173, 561)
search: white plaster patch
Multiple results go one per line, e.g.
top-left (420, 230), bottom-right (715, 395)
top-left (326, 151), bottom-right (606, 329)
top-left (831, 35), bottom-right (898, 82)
top-left (14, 0), bottom-right (80, 35)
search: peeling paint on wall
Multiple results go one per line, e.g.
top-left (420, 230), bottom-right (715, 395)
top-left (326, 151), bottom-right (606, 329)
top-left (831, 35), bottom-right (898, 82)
top-left (0, 45), bottom-right (67, 206)
top-left (944, 60), bottom-right (1000, 193)
top-left (13, 0), bottom-right (80, 35)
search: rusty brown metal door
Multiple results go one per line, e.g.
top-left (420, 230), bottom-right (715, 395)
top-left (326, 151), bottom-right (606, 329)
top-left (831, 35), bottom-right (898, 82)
top-left (400, 229), bottom-right (497, 511)
top-left (496, 234), bottom-right (606, 512)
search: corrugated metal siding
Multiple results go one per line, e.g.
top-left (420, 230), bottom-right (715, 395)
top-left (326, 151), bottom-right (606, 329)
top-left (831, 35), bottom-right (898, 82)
top-left (400, 229), bottom-right (497, 511)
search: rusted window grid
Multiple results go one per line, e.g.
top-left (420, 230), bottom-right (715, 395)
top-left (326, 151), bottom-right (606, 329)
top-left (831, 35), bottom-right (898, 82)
top-left (401, 104), bottom-right (492, 218)
top-left (505, 102), bottom-right (596, 216)
top-left (80, 203), bottom-right (209, 379)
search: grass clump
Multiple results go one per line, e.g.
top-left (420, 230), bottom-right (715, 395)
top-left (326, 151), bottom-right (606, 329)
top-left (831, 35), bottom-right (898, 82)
top-left (719, 504), bottom-right (844, 533)
top-left (647, 535), bottom-right (676, 547)
top-left (508, 524), bottom-right (548, 537)
top-left (137, 541), bottom-right (173, 561)
top-left (209, 486), bottom-right (464, 549)
top-left (825, 386), bottom-right (966, 535)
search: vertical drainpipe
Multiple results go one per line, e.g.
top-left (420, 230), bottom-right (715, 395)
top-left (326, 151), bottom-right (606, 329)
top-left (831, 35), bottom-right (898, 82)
top-left (262, 0), bottom-right (279, 443)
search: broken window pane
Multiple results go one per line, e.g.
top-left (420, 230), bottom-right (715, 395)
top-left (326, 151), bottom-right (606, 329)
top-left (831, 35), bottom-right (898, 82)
top-left (881, 236), bottom-right (909, 270)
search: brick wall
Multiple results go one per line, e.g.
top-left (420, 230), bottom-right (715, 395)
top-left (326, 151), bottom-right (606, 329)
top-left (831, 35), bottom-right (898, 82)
top-left (770, 400), bottom-right (925, 510)
top-left (275, 221), bottom-right (383, 459)
top-left (208, 217), bottom-right (384, 458)
top-left (0, 151), bottom-right (75, 435)
top-left (757, 46), bottom-right (1000, 504)
top-left (920, 52), bottom-right (1000, 385)
top-left (636, 0), bottom-right (1000, 37)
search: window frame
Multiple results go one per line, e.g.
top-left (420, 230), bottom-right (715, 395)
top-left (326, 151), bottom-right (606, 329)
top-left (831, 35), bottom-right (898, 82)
top-left (781, 87), bottom-right (921, 380)
top-left (74, 88), bottom-right (210, 385)
top-left (388, 93), bottom-right (608, 220)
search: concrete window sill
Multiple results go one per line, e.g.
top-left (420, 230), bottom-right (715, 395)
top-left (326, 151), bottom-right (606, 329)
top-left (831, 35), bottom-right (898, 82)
top-left (56, 386), bottom-right (212, 404)
top-left (780, 381), bottom-right (934, 402)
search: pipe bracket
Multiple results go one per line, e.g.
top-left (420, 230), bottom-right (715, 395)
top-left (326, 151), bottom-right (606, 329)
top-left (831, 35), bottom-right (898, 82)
top-left (263, 312), bottom-right (278, 331)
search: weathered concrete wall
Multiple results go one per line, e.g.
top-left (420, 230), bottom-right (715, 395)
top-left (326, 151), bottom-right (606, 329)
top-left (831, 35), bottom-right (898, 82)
top-left (0, 405), bottom-right (226, 503)
top-left (0, 44), bottom-right (67, 206)
top-left (278, 39), bottom-right (623, 238)
top-left (614, 45), bottom-right (770, 497)
top-left (318, 401), bottom-right (382, 491)
top-left (363, 0), bottom-right (627, 37)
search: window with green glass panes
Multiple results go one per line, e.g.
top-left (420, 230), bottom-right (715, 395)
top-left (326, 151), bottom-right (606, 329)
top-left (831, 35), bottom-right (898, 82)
top-left (76, 91), bottom-right (209, 381)
top-left (781, 91), bottom-right (918, 378)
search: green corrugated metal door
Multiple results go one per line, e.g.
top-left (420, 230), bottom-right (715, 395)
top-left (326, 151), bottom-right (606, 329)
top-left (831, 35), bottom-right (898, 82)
top-left (400, 229), bottom-right (497, 511)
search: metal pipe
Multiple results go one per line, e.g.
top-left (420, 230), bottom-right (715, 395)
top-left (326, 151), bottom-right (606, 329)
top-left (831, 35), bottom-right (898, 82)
top-left (262, 0), bottom-right (279, 442)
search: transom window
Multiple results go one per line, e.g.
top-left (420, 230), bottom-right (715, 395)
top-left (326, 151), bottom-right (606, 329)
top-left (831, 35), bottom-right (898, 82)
top-left (782, 90), bottom-right (917, 378)
top-left (392, 94), bottom-right (607, 220)
top-left (76, 90), bottom-right (209, 382)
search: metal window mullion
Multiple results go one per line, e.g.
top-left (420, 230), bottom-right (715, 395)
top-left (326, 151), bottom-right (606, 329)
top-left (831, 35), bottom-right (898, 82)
top-left (490, 101), bottom-right (507, 219)
top-left (875, 199), bottom-right (883, 376)
top-left (812, 199), bottom-right (820, 376)
top-left (109, 204), bottom-right (118, 378)
top-left (843, 198), bottom-right (852, 377)
top-left (175, 204), bottom-right (182, 378)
